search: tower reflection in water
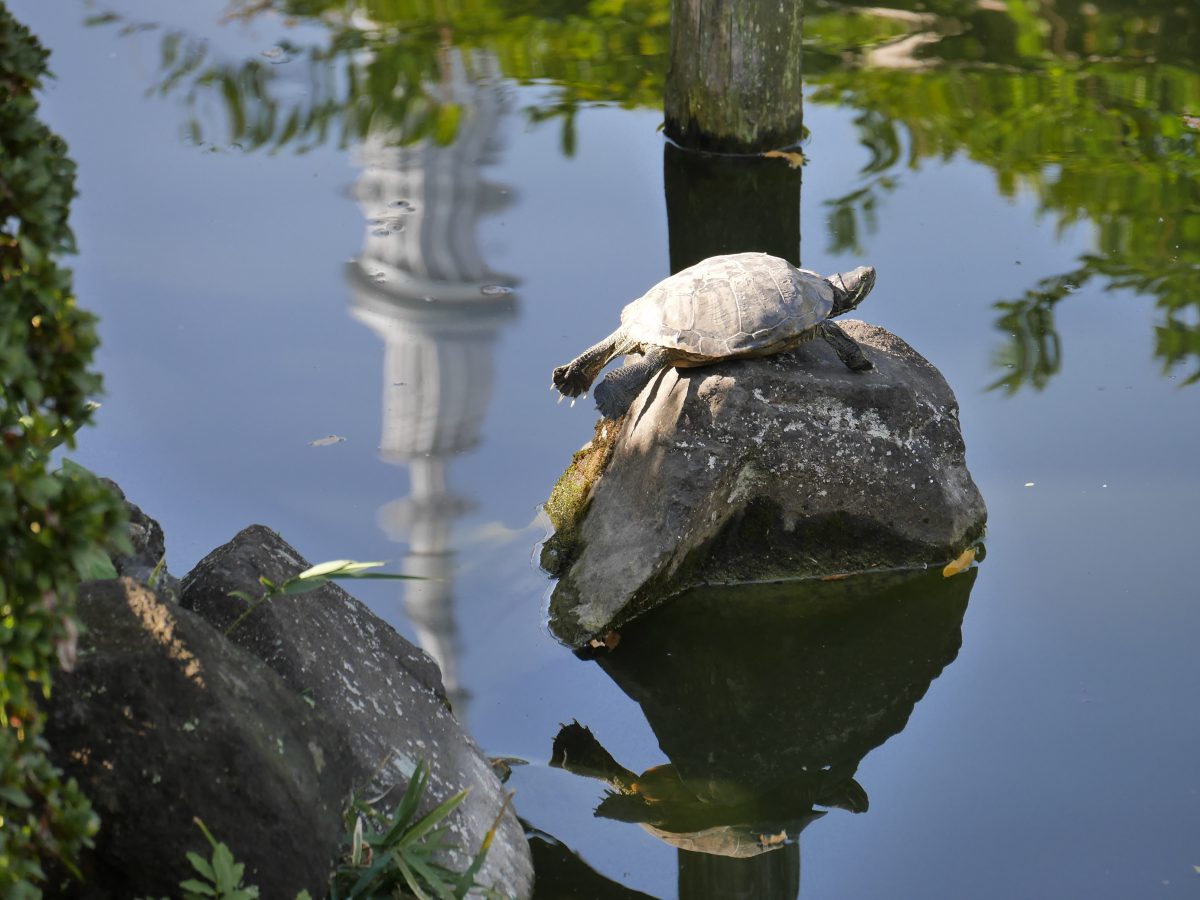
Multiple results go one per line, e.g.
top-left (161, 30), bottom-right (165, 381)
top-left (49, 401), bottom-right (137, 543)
top-left (348, 50), bottom-right (515, 724)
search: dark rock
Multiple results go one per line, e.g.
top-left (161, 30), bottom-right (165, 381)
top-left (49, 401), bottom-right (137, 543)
top-left (546, 321), bottom-right (986, 646)
top-left (42, 578), bottom-right (354, 899)
top-left (101, 478), bottom-right (180, 600)
top-left (180, 525), bottom-right (534, 898)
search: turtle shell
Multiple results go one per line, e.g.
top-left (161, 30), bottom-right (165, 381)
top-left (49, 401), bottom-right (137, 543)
top-left (619, 252), bottom-right (834, 360)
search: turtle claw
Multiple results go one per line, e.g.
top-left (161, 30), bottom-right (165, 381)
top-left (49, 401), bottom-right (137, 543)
top-left (570, 398), bottom-right (576, 408)
top-left (552, 362), bottom-right (594, 400)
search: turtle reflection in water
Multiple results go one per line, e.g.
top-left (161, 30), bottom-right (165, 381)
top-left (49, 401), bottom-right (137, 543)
top-left (551, 252), bottom-right (878, 419)
top-left (550, 721), bottom-right (866, 858)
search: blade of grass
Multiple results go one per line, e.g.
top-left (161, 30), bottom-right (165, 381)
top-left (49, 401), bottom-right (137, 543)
top-left (382, 763), bottom-right (428, 845)
top-left (391, 854), bottom-right (434, 900)
top-left (455, 790), bottom-right (513, 894)
top-left (395, 789), bottom-right (470, 850)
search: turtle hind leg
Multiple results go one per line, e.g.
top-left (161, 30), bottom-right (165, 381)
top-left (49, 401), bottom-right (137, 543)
top-left (820, 321), bottom-right (873, 371)
top-left (553, 329), bottom-right (632, 398)
top-left (594, 347), bottom-right (670, 419)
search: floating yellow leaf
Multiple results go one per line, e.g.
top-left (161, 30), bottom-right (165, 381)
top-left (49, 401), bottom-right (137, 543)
top-left (587, 630), bottom-right (621, 652)
top-left (942, 547), bottom-right (976, 577)
top-left (762, 149), bottom-right (805, 169)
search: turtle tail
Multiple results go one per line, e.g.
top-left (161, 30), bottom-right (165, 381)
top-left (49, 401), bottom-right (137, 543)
top-left (594, 347), bottom-right (670, 419)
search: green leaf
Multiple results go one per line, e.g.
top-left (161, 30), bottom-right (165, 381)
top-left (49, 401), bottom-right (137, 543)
top-left (456, 791), bottom-right (512, 894)
top-left (396, 790), bottom-right (469, 850)
top-left (179, 880), bottom-right (218, 897)
top-left (329, 572), bottom-right (425, 582)
top-left (402, 851), bottom-right (459, 899)
top-left (186, 850), bottom-right (216, 881)
top-left (349, 851), bottom-right (396, 896)
top-left (392, 854), bottom-right (434, 900)
top-left (0, 785), bottom-right (33, 808)
top-left (59, 457), bottom-right (88, 476)
top-left (147, 554), bottom-right (166, 588)
top-left (351, 814), bottom-right (364, 866)
top-left (383, 764), bottom-right (428, 846)
top-left (72, 544), bottom-right (118, 580)
top-left (280, 576), bottom-right (328, 596)
top-left (211, 842), bottom-right (238, 889)
top-left (394, 764), bottom-right (427, 827)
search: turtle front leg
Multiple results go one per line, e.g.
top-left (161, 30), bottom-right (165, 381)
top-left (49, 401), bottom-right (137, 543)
top-left (553, 328), bottom-right (636, 398)
top-left (820, 321), bottom-right (873, 371)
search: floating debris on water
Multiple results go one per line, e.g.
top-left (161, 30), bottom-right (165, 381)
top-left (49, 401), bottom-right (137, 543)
top-left (761, 149), bottom-right (804, 169)
top-left (943, 547), bottom-right (976, 578)
top-left (260, 45), bottom-right (293, 64)
top-left (309, 435), bottom-right (346, 447)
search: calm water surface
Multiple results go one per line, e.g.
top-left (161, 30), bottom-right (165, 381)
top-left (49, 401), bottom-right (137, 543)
top-left (12, 1), bottom-right (1200, 896)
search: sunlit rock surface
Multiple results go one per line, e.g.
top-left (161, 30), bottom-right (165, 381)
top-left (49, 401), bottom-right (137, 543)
top-left (42, 578), bottom-right (354, 898)
top-left (181, 526), bottom-right (534, 898)
top-left (546, 321), bottom-right (986, 647)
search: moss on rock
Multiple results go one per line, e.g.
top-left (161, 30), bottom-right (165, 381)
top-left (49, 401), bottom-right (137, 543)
top-left (540, 418), bottom-right (621, 575)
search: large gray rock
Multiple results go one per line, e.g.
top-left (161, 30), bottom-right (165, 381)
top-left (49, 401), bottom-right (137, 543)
top-left (546, 321), bottom-right (986, 647)
top-left (42, 578), bottom-right (354, 898)
top-left (180, 525), bottom-right (534, 898)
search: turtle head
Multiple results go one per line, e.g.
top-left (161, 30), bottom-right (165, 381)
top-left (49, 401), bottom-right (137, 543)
top-left (828, 265), bottom-right (876, 317)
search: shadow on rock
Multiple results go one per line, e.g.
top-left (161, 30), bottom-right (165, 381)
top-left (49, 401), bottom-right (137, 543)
top-left (544, 567), bottom-right (976, 898)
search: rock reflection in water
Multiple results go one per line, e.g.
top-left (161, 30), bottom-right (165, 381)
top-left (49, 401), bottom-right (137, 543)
top-left (547, 567), bottom-right (976, 898)
top-left (347, 49), bottom-right (516, 723)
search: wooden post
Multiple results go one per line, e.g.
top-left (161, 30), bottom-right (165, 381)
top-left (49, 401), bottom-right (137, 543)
top-left (664, 0), bottom-right (805, 152)
top-left (664, 142), bottom-right (802, 272)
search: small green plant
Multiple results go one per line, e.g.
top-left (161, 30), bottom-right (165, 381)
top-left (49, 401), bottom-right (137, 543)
top-left (139, 818), bottom-right (311, 900)
top-left (225, 560), bottom-right (420, 635)
top-left (179, 818), bottom-right (262, 900)
top-left (332, 761), bottom-right (511, 900)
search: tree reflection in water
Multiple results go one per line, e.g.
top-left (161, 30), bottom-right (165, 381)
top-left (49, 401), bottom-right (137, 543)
top-left (91, 0), bottom-right (1200, 389)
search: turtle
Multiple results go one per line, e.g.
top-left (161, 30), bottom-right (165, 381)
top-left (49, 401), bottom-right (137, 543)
top-left (552, 251), bottom-right (878, 419)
